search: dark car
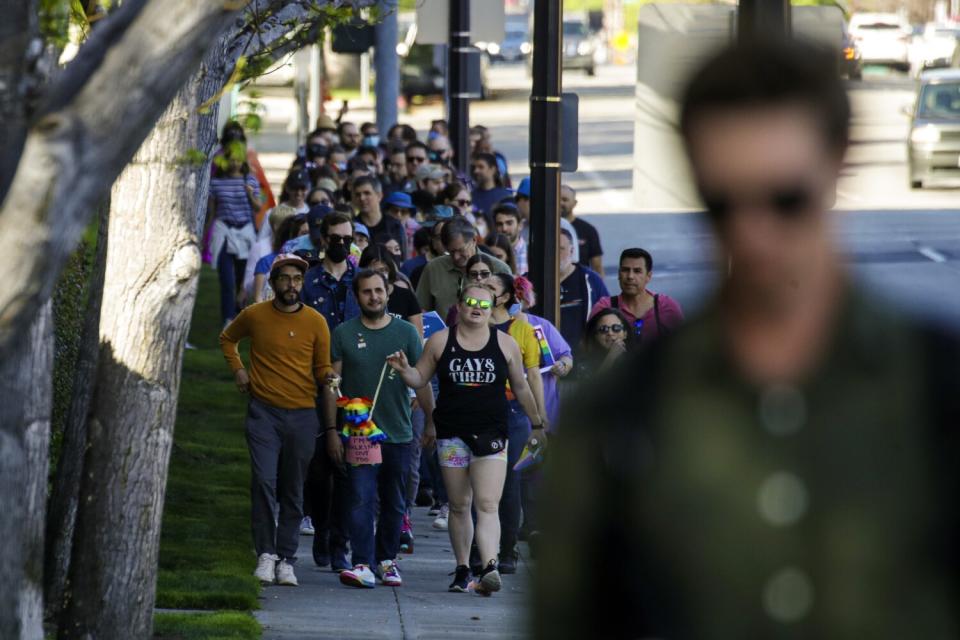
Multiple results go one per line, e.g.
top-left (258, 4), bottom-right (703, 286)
top-left (841, 24), bottom-right (863, 80)
top-left (400, 42), bottom-right (445, 105)
top-left (906, 69), bottom-right (960, 188)
top-left (562, 20), bottom-right (596, 76)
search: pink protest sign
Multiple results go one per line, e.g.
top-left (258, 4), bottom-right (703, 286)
top-left (346, 436), bottom-right (382, 465)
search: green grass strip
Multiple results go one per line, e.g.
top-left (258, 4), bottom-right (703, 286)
top-left (156, 268), bottom-right (259, 612)
top-left (153, 611), bottom-right (260, 640)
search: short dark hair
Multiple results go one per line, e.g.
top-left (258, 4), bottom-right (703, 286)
top-left (358, 245), bottom-right (399, 283)
top-left (352, 268), bottom-right (389, 297)
top-left (352, 175), bottom-right (381, 194)
top-left (405, 140), bottom-right (429, 156)
top-left (620, 248), bottom-right (653, 272)
top-left (441, 215), bottom-right (477, 246)
top-left (413, 226), bottom-right (432, 252)
top-left (490, 272), bottom-right (516, 307)
top-left (584, 308), bottom-right (636, 353)
top-left (320, 211), bottom-right (353, 237)
top-left (679, 39), bottom-right (850, 156)
top-left (465, 253), bottom-right (494, 273)
top-left (493, 201), bottom-right (521, 222)
top-left (560, 227), bottom-right (574, 243)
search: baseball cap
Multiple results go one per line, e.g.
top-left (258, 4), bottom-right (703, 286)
top-left (354, 223), bottom-right (371, 239)
top-left (383, 191), bottom-right (416, 211)
top-left (307, 204), bottom-right (333, 244)
top-left (421, 204), bottom-right (455, 228)
top-left (270, 253), bottom-right (309, 275)
top-left (287, 170), bottom-right (310, 190)
top-left (414, 164), bottom-right (445, 182)
top-left (516, 177), bottom-right (531, 198)
top-left (315, 177), bottom-right (338, 193)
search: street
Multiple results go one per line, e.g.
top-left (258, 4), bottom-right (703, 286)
top-left (252, 60), bottom-right (960, 325)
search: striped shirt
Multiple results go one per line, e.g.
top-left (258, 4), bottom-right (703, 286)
top-left (210, 174), bottom-right (259, 226)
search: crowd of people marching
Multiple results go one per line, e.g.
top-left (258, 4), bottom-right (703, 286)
top-left (214, 114), bottom-right (684, 593)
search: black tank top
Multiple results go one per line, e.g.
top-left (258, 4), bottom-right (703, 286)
top-left (433, 325), bottom-right (510, 440)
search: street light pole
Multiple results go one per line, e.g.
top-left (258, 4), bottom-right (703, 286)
top-left (528, 0), bottom-right (563, 325)
top-left (448, 0), bottom-right (471, 176)
top-left (737, 0), bottom-right (791, 40)
top-left (374, 0), bottom-right (400, 133)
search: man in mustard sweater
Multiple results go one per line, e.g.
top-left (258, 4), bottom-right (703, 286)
top-left (220, 254), bottom-right (338, 587)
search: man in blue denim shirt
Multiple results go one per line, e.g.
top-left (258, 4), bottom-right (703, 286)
top-left (300, 210), bottom-right (361, 570)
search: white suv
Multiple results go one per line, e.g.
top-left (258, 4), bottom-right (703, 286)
top-left (849, 13), bottom-right (911, 69)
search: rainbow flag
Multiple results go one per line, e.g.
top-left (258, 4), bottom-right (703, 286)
top-left (532, 325), bottom-right (556, 373)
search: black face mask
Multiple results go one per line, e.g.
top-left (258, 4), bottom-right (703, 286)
top-left (325, 243), bottom-right (348, 264)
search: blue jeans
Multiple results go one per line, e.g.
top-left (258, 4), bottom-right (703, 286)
top-left (217, 242), bottom-right (246, 324)
top-left (499, 400), bottom-right (531, 554)
top-left (347, 441), bottom-right (411, 567)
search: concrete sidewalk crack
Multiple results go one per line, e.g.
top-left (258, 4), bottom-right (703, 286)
top-left (393, 586), bottom-right (409, 640)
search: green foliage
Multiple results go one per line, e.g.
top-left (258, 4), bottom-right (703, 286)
top-left (153, 611), bottom-right (260, 640)
top-left (211, 141), bottom-right (248, 173)
top-left (177, 148), bottom-right (209, 168)
top-left (236, 92), bottom-right (266, 136)
top-left (156, 268), bottom-right (259, 612)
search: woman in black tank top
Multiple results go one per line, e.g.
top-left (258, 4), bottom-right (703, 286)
top-left (387, 284), bottom-right (545, 595)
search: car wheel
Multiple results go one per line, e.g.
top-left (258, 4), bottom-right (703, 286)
top-left (850, 69), bottom-right (862, 81)
top-left (910, 179), bottom-right (923, 189)
top-left (585, 65), bottom-right (596, 76)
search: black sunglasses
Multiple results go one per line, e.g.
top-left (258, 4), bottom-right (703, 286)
top-left (326, 234), bottom-right (353, 244)
top-left (700, 184), bottom-right (817, 222)
top-left (406, 156), bottom-right (426, 163)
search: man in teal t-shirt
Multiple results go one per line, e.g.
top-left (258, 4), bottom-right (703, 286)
top-left (326, 270), bottom-right (435, 589)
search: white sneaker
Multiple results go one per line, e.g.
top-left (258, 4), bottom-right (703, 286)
top-left (432, 503), bottom-right (449, 530)
top-left (299, 516), bottom-right (315, 535)
top-left (254, 553), bottom-right (278, 584)
top-left (339, 564), bottom-right (376, 588)
top-left (275, 559), bottom-right (298, 586)
top-left (379, 559), bottom-right (402, 587)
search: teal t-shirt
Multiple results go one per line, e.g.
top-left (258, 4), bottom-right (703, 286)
top-left (331, 316), bottom-right (422, 443)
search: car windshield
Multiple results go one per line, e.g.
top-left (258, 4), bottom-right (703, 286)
top-left (505, 29), bottom-right (526, 40)
top-left (563, 22), bottom-right (588, 37)
top-left (918, 82), bottom-right (960, 117)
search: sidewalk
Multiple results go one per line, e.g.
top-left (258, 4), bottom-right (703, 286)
top-left (255, 507), bottom-right (532, 639)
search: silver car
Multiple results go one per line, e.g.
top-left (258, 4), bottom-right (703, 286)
top-left (907, 69), bottom-right (960, 189)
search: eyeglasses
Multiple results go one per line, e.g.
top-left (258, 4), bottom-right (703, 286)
top-left (596, 324), bottom-right (625, 334)
top-left (326, 234), bottom-right (353, 245)
top-left (467, 269), bottom-right (491, 280)
top-left (309, 198), bottom-right (330, 206)
top-left (456, 199), bottom-right (472, 208)
top-left (463, 297), bottom-right (493, 310)
top-left (274, 274), bottom-right (304, 286)
top-left (406, 156), bottom-right (426, 164)
top-left (700, 183), bottom-right (817, 223)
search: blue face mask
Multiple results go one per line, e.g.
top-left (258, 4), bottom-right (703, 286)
top-left (363, 135), bottom-right (380, 147)
top-left (335, 161), bottom-right (347, 172)
top-left (508, 302), bottom-right (522, 317)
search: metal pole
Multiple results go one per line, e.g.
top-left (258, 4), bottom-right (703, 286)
top-left (737, 0), bottom-right (791, 41)
top-left (528, 0), bottom-right (562, 325)
top-left (374, 0), bottom-right (399, 132)
top-left (360, 52), bottom-right (371, 103)
top-left (448, 0), bottom-right (471, 176)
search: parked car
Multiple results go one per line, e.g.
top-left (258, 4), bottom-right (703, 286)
top-left (396, 19), bottom-right (488, 104)
top-left (909, 22), bottom-right (960, 76)
top-left (849, 12), bottom-right (911, 70)
top-left (562, 19), bottom-right (596, 76)
top-left (841, 23), bottom-right (863, 80)
top-left (906, 69), bottom-right (960, 188)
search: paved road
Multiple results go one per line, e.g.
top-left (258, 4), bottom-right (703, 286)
top-left (255, 508), bottom-right (532, 639)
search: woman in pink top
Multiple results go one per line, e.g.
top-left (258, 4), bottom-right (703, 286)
top-left (589, 247), bottom-right (684, 343)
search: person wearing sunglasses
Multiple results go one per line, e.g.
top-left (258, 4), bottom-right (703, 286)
top-left (589, 247), bottom-right (684, 345)
top-left (577, 308), bottom-right (634, 378)
top-left (220, 254), bottom-right (338, 588)
top-left (387, 284), bottom-right (545, 596)
top-left (536, 40), bottom-right (960, 639)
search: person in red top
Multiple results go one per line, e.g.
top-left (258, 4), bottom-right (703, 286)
top-left (589, 248), bottom-right (684, 343)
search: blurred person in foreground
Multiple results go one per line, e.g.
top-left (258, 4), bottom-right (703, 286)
top-left (534, 39), bottom-right (960, 639)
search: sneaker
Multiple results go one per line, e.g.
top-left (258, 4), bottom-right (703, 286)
top-left (254, 553), bottom-right (278, 585)
top-left (432, 504), bottom-right (449, 530)
top-left (299, 516), bottom-right (315, 536)
top-left (428, 500), bottom-right (442, 517)
top-left (415, 487), bottom-right (434, 507)
top-left (275, 559), bottom-right (298, 586)
top-left (498, 548), bottom-right (518, 575)
top-left (399, 514), bottom-right (414, 553)
top-left (340, 564), bottom-right (376, 589)
top-left (378, 559), bottom-right (402, 587)
top-left (448, 564), bottom-right (472, 593)
top-left (476, 561), bottom-right (502, 596)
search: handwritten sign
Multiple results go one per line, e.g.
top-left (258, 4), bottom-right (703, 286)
top-left (346, 436), bottom-right (383, 465)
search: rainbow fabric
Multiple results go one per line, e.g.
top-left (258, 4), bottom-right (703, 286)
top-left (337, 396), bottom-right (388, 444)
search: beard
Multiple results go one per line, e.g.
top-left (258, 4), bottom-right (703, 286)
top-left (360, 306), bottom-right (386, 320)
top-left (277, 289), bottom-right (299, 305)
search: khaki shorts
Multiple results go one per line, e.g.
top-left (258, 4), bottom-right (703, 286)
top-left (437, 437), bottom-right (508, 468)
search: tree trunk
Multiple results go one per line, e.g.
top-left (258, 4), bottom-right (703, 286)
top-left (0, 300), bottom-right (53, 640)
top-left (44, 200), bottom-right (109, 623)
top-left (58, 62), bottom-right (223, 640)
